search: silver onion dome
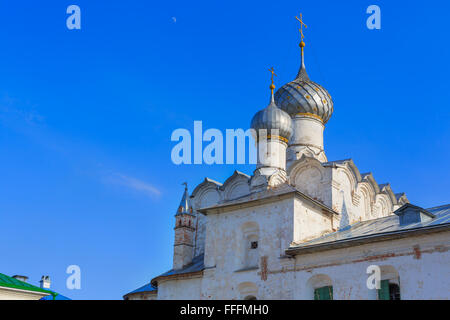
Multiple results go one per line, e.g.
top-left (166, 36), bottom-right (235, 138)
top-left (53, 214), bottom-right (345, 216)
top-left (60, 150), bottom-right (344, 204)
top-left (251, 92), bottom-right (293, 143)
top-left (274, 42), bottom-right (334, 124)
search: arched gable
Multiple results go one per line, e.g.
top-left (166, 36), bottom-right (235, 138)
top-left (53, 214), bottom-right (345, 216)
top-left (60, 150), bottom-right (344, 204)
top-left (374, 193), bottom-right (392, 217)
top-left (221, 171), bottom-right (251, 201)
top-left (379, 183), bottom-right (398, 207)
top-left (361, 172), bottom-right (380, 195)
top-left (191, 178), bottom-right (222, 209)
top-left (395, 193), bottom-right (409, 207)
top-left (356, 182), bottom-right (375, 219)
top-left (289, 156), bottom-right (327, 202)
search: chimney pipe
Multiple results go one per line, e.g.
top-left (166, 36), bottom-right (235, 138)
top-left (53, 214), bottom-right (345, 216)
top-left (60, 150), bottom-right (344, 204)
top-left (12, 275), bottom-right (29, 283)
top-left (39, 276), bottom-right (51, 289)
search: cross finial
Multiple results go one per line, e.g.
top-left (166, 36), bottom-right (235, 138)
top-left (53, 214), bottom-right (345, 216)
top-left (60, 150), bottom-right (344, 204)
top-left (295, 13), bottom-right (307, 43)
top-left (268, 67), bottom-right (277, 95)
top-left (182, 182), bottom-right (188, 190)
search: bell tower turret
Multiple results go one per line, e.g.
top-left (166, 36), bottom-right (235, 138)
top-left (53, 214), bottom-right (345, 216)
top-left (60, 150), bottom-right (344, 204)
top-left (173, 183), bottom-right (195, 270)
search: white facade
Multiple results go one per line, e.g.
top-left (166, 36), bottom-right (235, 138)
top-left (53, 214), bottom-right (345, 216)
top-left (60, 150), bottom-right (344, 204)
top-left (147, 30), bottom-right (449, 301)
top-left (151, 153), bottom-right (449, 299)
top-left (0, 286), bottom-right (49, 300)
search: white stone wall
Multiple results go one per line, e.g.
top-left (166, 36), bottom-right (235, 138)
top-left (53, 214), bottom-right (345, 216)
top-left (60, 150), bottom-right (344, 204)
top-left (125, 292), bottom-right (158, 300)
top-left (158, 229), bottom-right (449, 300)
top-left (293, 198), bottom-right (333, 243)
top-left (199, 198), bottom-right (295, 299)
top-left (289, 157), bottom-right (400, 229)
top-left (0, 287), bottom-right (48, 300)
top-left (291, 231), bottom-right (450, 300)
top-left (288, 116), bottom-right (326, 163)
top-left (159, 158), bottom-right (438, 300)
top-left (157, 277), bottom-right (202, 300)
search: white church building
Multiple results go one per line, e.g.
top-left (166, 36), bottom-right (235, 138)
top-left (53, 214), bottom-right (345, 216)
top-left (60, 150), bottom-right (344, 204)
top-left (124, 21), bottom-right (450, 301)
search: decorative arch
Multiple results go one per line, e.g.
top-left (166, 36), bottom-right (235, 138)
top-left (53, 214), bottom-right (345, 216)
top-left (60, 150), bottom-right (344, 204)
top-left (238, 282), bottom-right (258, 300)
top-left (379, 184), bottom-right (397, 209)
top-left (191, 178), bottom-right (222, 196)
top-left (222, 171), bottom-right (251, 201)
top-left (191, 180), bottom-right (222, 210)
top-left (289, 156), bottom-right (326, 201)
top-left (356, 182), bottom-right (375, 219)
top-left (361, 173), bottom-right (380, 194)
top-left (238, 221), bottom-right (259, 269)
top-left (305, 274), bottom-right (333, 300)
top-left (368, 265), bottom-right (401, 300)
top-left (374, 193), bottom-right (392, 217)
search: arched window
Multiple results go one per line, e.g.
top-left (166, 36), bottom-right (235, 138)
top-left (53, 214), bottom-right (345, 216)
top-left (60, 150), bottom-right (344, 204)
top-left (372, 265), bottom-right (401, 300)
top-left (314, 286), bottom-right (333, 300)
top-left (239, 222), bottom-right (259, 269)
top-left (238, 282), bottom-right (258, 300)
top-left (306, 274), bottom-right (333, 300)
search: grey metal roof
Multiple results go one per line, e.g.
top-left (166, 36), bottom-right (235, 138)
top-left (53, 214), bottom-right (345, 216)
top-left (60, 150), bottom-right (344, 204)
top-left (151, 254), bottom-right (205, 286)
top-left (395, 193), bottom-right (406, 201)
top-left (251, 93), bottom-right (293, 141)
top-left (176, 183), bottom-right (192, 215)
top-left (197, 183), bottom-right (338, 216)
top-left (123, 282), bottom-right (157, 298)
top-left (274, 48), bottom-right (333, 124)
top-left (322, 159), bottom-right (353, 167)
top-left (427, 204), bottom-right (450, 216)
top-left (289, 204), bottom-right (450, 250)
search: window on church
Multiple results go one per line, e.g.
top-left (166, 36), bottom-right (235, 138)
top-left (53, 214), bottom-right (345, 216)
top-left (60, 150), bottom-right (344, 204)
top-left (239, 222), bottom-right (259, 270)
top-left (314, 286), bottom-right (333, 300)
top-left (378, 280), bottom-right (401, 300)
top-left (244, 295), bottom-right (257, 300)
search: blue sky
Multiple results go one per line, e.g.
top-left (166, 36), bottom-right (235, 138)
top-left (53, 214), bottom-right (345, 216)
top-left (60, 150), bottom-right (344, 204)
top-left (0, 0), bottom-right (449, 299)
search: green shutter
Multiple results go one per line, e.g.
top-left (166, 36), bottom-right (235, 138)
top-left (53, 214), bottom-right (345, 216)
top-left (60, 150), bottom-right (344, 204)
top-left (377, 280), bottom-right (390, 300)
top-left (314, 286), bottom-right (333, 300)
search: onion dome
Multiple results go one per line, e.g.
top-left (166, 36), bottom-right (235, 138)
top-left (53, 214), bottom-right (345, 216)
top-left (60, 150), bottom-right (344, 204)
top-left (251, 68), bottom-right (293, 143)
top-left (274, 29), bottom-right (334, 124)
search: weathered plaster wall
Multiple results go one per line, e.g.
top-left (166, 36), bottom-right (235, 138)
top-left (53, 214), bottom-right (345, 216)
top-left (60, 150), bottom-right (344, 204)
top-left (0, 287), bottom-right (47, 300)
top-left (293, 198), bottom-right (332, 243)
top-left (200, 198), bottom-right (295, 299)
top-left (126, 292), bottom-right (157, 300)
top-left (291, 231), bottom-right (450, 300)
top-left (157, 277), bottom-right (203, 300)
top-left (159, 227), bottom-right (449, 300)
top-left (289, 157), bottom-right (401, 230)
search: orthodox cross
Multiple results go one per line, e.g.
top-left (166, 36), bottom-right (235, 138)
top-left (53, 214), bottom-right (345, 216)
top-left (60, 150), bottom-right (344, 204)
top-left (295, 13), bottom-right (307, 42)
top-left (268, 67), bottom-right (277, 94)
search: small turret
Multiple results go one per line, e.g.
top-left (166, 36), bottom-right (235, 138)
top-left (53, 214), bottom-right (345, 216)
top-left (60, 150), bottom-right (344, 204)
top-left (173, 183), bottom-right (196, 270)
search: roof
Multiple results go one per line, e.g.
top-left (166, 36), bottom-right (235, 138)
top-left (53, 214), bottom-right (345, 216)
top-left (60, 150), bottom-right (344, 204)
top-left (0, 273), bottom-right (54, 297)
top-left (287, 204), bottom-right (450, 255)
top-left (151, 254), bottom-right (205, 286)
top-left (176, 183), bottom-right (193, 215)
top-left (197, 183), bottom-right (338, 216)
top-left (40, 291), bottom-right (71, 300)
top-left (123, 282), bottom-right (157, 299)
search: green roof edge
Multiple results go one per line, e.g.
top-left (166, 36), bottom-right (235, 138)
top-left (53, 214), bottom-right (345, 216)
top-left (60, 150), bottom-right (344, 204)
top-left (0, 281), bottom-right (54, 295)
top-left (0, 273), bottom-right (55, 296)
